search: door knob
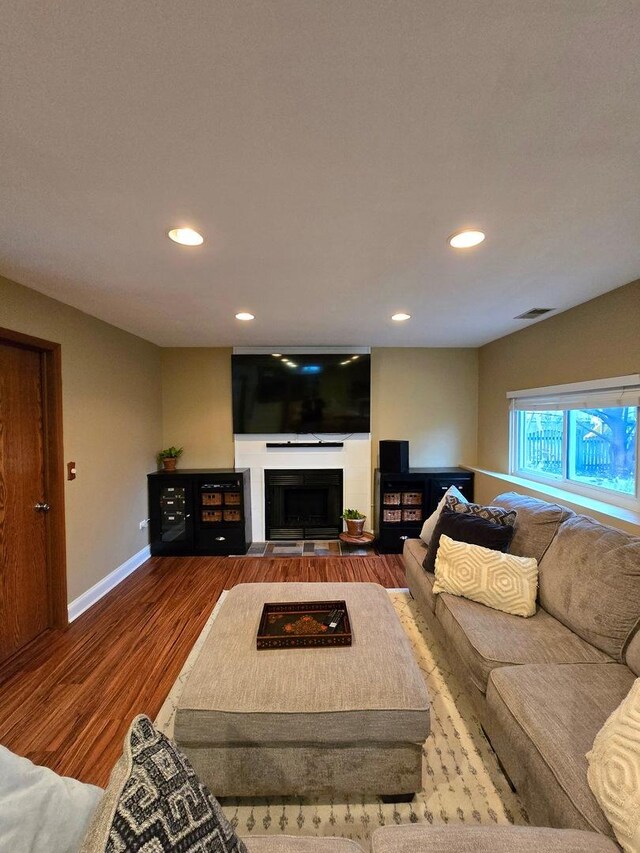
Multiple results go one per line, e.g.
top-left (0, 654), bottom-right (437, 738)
top-left (34, 502), bottom-right (51, 512)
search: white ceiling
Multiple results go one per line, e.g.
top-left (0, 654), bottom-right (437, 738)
top-left (1, 1), bottom-right (639, 347)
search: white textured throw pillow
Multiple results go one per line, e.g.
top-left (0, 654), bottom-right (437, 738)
top-left (587, 679), bottom-right (640, 853)
top-left (419, 485), bottom-right (467, 544)
top-left (432, 534), bottom-right (538, 617)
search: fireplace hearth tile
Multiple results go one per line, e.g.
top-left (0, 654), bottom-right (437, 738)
top-left (238, 540), bottom-right (374, 557)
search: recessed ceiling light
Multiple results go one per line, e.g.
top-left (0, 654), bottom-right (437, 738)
top-left (351, 355), bottom-right (360, 360)
top-left (167, 227), bottom-right (204, 246)
top-left (448, 229), bottom-right (485, 249)
top-left (272, 353), bottom-right (282, 357)
top-left (391, 313), bottom-right (411, 322)
top-left (235, 312), bottom-right (255, 321)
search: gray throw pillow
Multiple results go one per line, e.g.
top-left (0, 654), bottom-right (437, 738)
top-left (446, 495), bottom-right (517, 527)
top-left (81, 715), bottom-right (247, 853)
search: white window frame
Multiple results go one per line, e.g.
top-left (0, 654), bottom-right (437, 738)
top-left (508, 375), bottom-right (640, 511)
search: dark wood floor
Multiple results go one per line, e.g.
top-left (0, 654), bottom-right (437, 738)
top-left (0, 554), bottom-right (405, 786)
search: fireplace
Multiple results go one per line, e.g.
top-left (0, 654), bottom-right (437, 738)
top-left (265, 469), bottom-right (343, 540)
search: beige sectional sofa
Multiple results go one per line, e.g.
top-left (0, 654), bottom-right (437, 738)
top-left (403, 491), bottom-right (640, 847)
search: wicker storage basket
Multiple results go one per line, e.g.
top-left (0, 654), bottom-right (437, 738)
top-left (202, 509), bottom-right (222, 523)
top-left (402, 492), bottom-right (422, 506)
top-left (202, 492), bottom-right (223, 506)
top-left (402, 508), bottom-right (422, 522)
top-left (383, 509), bottom-right (402, 523)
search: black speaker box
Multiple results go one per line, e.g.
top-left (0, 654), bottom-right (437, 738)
top-left (379, 440), bottom-right (409, 473)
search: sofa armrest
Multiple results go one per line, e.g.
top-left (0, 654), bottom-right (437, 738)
top-left (370, 825), bottom-right (619, 853)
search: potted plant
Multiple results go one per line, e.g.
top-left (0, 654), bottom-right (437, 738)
top-left (341, 508), bottom-right (366, 537)
top-left (157, 446), bottom-right (183, 472)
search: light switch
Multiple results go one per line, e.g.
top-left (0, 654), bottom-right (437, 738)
top-left (67, 461), bottom-right (77, 481)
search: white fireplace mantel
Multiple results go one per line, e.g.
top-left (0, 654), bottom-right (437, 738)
top-left (234, 434), bottom-right (372, 542)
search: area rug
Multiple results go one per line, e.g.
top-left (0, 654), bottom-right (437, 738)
top-left (245, 539), bottom-right (375, 557)
top-left (155, 591), bottom-right (528, 850)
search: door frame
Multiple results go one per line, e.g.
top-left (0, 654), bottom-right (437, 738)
top-left (0, 327), bottom-right (68, 630)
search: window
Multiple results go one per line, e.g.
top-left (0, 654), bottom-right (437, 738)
top-left (509, 376), bottom-right (640, 507)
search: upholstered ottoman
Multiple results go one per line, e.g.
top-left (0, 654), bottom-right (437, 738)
top-left (175, 582), bottom-right (430, 798)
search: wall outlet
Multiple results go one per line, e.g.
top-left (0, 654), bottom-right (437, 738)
top-left (139, 518), bottom-right (150, 530)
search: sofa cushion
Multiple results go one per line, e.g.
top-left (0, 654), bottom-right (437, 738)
top-left (492, 492), bottom-right (574, 562)
top-left (246, 838), bottom-right (364, 852)
top-left (433, 534), bottom-right (538, 618)
top-left (423, 506), bottom-right (514, 574)
top-left (539, 513), bottom-right (640, 662)
top-left (402, 538), bottom-right (436, 613)
top-left (80, 715), bottom-right (247, 853)
top-left (370, 824), bottom-right (619, 853)
top-left (0, 745), bottom-right (102, 853)
top-left (435, 592), bottom-right (611, 694)
top-left (486, 663), bottom-right (636, 836)
top-left (587, 678), bottom-right (640, 853)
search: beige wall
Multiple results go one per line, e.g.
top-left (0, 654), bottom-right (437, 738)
top-left (5, 269), bottom-right (636, 608)
top-left (161, 348), bottom-right (234, 468)
top-left (477, 279), bottom-right (640, 474)
top-left (0, 275), bottom-right (162, 603)
top-left (3, 268), bottom-right (636, 608)
top-left (371, 348), bottom-right (478, 470)
top-left (160, 347), bottom-right (479, 475)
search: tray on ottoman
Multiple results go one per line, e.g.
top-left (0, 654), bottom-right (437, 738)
top-left (257, 600), bottom-right (351, 649)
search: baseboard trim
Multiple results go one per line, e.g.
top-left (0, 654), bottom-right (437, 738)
top-left (68, 545), bottom-right (151, 622)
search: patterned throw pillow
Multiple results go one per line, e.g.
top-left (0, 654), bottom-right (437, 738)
top-left (432, 534), bottom-right (538, 618)
top-left (81, 715), bottom-right (247, 853)
top-left (587, 679), bottom-right (640, 853)
top-left (446, 495), bottom-right (517, 528)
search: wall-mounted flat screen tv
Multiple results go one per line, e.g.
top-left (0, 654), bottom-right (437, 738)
top-left (232, 354), bottom-right (371, 434)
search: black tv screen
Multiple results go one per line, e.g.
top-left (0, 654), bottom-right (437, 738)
top-left (232, 354), bottom-right (371, 434)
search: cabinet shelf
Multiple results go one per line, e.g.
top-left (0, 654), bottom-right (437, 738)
top-left (148, 469), bottom-right (252, 556)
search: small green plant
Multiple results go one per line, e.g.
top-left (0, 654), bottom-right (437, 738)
top-left (341, 508), bottom-right (365, 520)
top-left (157, 446), bottom-right (184, 465)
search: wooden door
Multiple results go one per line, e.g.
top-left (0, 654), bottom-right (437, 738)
top-left (0, 341), bottom-right (50, 663)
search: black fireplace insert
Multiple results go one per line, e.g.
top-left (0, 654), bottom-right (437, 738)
top-left (264, 469), bottom-right (343, 540)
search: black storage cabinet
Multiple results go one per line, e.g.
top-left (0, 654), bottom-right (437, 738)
top-left (374, 467), bottom-right (474, 554)
top-left (148, 469), bottom-right (252, 556)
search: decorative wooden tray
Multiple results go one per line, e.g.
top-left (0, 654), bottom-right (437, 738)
top-left (257, 600), bottom-right (352, 649)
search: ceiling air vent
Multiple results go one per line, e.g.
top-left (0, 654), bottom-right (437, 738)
top-left (514, 307), bottom-right (553, 320)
